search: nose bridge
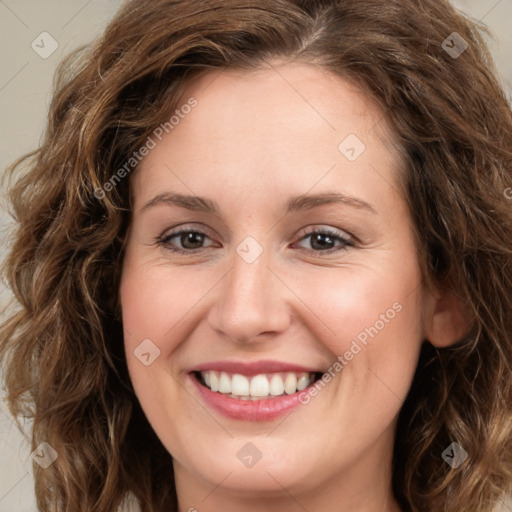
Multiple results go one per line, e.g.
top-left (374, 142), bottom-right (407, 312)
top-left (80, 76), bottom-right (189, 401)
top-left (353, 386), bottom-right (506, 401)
top-left (210, 238), bottom-right (290, 342)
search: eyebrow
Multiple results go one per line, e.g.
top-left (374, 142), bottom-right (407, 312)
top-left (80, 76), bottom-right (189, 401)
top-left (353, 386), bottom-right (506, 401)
top-left (139, 191), bottom-right (377, 215)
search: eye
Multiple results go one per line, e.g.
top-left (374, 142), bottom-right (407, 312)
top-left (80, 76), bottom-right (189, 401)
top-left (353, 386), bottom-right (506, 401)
top-left (294, 227), bottom-right (354, 254)
top-left (155, 225), bottom-right (354, 255)
top-left (155, 226), bottom-right (217, 254)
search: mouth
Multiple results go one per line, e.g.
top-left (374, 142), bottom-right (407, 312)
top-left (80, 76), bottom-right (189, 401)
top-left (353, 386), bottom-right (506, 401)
top-left (193, 370), bottom-right (323, 400)
top-left (189, 368), bottom-right (325, 421)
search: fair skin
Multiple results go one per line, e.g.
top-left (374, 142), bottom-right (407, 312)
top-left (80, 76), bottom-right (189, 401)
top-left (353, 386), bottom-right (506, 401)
top-left (120, 60), bottom-right (467, 512)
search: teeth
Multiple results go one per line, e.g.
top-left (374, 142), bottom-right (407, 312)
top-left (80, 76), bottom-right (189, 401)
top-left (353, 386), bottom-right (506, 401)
top-left (284, 373), bottom-right (297, 394)
top-left (250, 375), bottom-right (269, 397)
top-left (231, 374), bottom-right (249, 396)
top-left (218, 372), bottom-right (231, 393)
top-left (210, 372), bottom-right (219, 392)
top-left (296, 374), bottom-right (310, 391)
top-left (269, 374), bottom-right (284, 396)
top-left (199, 370), bottom-right (316, 399)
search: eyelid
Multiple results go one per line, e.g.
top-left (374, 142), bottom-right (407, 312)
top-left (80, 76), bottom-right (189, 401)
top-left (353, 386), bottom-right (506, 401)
top-left (160, 223), bottom-right (214, 239)
top-left (294, 225), bottom-right (353, 242)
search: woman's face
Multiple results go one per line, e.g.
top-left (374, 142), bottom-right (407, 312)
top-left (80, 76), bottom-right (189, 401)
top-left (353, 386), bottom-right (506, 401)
top-left (120, 61), bottom-right (433, 509)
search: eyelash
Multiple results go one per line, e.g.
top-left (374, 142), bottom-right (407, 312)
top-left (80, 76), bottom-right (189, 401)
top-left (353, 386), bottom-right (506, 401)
top-left (154, 225), bottom-right (355, 255)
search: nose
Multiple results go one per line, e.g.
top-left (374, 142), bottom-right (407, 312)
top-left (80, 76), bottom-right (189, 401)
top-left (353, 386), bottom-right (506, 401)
top-left (207, 246), bottom-right (291, 344)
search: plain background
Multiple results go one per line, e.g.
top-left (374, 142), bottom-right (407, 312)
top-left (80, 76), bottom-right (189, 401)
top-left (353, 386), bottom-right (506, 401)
top-left (0, 1), bottom-right (511, 510)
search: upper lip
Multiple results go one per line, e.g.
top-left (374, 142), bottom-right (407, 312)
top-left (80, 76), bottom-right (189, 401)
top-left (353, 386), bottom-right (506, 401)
top-left (189, 360), bottom-right (323, 376)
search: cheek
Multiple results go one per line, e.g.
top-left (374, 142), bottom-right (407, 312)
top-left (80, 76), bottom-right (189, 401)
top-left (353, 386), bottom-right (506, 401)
top-left (120, 259), bottom-right (197, 352)
top-left (119, 256), bottom-right (177, 389)
top-left (291, 258), bottom-right (424, 393)
top-left (281, 261), bottom-right (424, 462)
top-left (119, 257), bottom-right (221, 410)
top-left (119, 260), bottom-right (189, 444)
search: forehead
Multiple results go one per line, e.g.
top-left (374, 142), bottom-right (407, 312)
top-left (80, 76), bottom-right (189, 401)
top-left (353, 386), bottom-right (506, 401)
top-left (132, 61), bottom-right (401, 210)
top-left (170, 61), bottom-right (390, 143)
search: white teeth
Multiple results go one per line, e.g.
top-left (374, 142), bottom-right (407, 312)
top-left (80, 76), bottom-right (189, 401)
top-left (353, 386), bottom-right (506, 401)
top-left (210, 371), bottom-right (219, 392)
top-left (218, 372), bottom-right (231, 393)
top-left (297, 374), bottom-right (310, 391)
top-left (250, 375), bottom-right (270, 397)
top-left (199, 370), bottom-right (316, 399)
top-left (269, 374), bottom-right (284, 396)
top-left (284, 373), bottom-right (297, 395)
top-left (231, 374), bottom-right (249, 396)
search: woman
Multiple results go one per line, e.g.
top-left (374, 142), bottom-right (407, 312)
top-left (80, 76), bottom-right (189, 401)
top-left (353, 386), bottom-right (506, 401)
top-left (1, 0), bottom-right (511, 511)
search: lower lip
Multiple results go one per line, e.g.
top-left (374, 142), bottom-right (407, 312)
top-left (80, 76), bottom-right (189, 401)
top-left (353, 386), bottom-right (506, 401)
top-left (190, 373), bottom-right (312, 421)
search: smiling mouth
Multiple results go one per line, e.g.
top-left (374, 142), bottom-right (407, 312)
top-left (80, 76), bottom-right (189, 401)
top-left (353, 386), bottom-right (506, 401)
top-left (193, 370), bottom-right (323, 400)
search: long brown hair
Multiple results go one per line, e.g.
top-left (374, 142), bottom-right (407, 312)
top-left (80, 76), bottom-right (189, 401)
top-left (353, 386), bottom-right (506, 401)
top-left (1, 1), bottom-right (511, 511)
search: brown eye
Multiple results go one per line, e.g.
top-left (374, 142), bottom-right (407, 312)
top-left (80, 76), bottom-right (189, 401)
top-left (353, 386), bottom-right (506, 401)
top-left (295, 228), bottom-right (354, 254)
top-left (157, 228), bottom-right (216, 253)
top-left (176, 231), bottom-right (206, 250)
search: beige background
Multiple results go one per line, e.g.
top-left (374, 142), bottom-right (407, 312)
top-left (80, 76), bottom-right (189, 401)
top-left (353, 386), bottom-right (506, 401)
top-left (1, 0), bottom-right (511, 510)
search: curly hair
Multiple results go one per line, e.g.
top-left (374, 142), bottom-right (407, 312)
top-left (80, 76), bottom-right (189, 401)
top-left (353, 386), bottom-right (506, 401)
top-left (1, 0), bottom-right (511, 511)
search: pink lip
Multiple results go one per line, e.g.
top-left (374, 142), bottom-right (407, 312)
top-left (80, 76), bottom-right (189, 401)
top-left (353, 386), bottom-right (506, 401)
top-left (188, 359), bottom-right (321, 376)
top-left (190, 372), bottom-right (313, 421)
